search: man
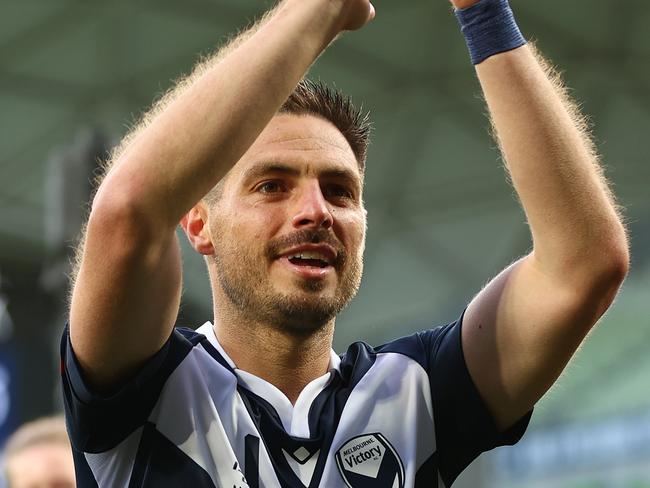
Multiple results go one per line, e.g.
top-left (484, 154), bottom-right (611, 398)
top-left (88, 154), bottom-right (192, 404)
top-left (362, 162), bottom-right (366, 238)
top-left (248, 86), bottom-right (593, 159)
top-left (2, 416), bottom-right (76, 488)
top-left (60, 0), bottom-right (629, 486)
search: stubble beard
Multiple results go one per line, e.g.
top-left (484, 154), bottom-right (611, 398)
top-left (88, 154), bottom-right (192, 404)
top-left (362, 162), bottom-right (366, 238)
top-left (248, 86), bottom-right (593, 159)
top-left (211, 230), bottom-right (363, 336)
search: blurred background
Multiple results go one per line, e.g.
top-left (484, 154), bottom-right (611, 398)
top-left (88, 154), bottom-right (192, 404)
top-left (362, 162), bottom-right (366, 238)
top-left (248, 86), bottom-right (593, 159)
top-left (0, 0), bottom-right (648, 486)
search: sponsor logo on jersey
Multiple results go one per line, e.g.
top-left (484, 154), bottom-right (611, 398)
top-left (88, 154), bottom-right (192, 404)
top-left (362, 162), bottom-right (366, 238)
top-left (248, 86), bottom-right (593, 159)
top-left (335, 433), bottom-right (404, 488)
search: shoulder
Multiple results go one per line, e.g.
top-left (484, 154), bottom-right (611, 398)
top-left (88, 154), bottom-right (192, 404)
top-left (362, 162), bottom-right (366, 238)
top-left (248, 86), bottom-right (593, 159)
top-left (340, 320), bottom-right (458, 365)
top-left (336, 319), bottom-right (460, 384)
top-left (60, 323), bottom-right (228, 453)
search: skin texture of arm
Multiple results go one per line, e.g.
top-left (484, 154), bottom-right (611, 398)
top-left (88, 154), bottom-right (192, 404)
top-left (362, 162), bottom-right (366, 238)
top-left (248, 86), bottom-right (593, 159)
top-left (69, 0), bottom-right (375, 392)
top-left (450, 1), bottom-right (629, 431)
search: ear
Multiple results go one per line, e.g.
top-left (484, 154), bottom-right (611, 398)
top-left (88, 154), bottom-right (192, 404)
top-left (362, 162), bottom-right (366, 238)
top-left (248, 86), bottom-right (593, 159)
top-left (180, 202), bottom-right (215, 255)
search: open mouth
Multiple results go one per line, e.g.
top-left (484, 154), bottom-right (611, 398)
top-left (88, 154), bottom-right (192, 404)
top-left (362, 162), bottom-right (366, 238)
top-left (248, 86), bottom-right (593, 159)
top-left (287, 252), bottom-right (331, 269)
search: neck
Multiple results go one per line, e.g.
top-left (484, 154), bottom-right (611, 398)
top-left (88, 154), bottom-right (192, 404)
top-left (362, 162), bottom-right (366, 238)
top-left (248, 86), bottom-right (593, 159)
top-left (213, 304), bottom-right (335, 405)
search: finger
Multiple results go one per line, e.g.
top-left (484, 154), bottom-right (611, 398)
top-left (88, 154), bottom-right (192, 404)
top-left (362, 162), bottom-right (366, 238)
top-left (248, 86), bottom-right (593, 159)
top-left (368, 2), bottom-right (376, 22)
top-left (451, 0), bottom-right (481, 9)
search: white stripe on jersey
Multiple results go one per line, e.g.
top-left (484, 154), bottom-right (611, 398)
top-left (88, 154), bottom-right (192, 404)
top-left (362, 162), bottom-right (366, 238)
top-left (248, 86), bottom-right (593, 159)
top-left (319, 352), bottom-right (436, 487)
top-left (84, 426), bottom-right (143, 488)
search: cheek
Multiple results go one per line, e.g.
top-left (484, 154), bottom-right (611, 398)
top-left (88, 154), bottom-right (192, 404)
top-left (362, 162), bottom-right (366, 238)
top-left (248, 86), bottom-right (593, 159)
top-left (357, 227), bottom-right (367, 255)
top-left (226, 204), bottom-right (286, 243)
top-left (336, 212), bottom-right (366, 251)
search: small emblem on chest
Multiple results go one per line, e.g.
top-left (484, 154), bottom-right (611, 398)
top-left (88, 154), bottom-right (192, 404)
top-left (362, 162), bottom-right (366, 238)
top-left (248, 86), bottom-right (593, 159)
top-left (335, 433), bottom-right (404, 488)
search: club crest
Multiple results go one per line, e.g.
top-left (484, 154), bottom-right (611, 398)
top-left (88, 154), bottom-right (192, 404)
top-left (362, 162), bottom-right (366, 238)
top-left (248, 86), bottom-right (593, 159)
top-left (335, 433), bottom-right (404, 488)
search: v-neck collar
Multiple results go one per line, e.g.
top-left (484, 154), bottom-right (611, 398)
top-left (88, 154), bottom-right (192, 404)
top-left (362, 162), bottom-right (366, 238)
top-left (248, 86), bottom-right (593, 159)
top-left (195, 322), bottom-right (341, 437)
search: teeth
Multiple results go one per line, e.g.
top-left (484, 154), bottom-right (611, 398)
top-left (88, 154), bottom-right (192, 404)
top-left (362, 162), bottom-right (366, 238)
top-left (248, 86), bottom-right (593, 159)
top-left (288, 251), bottom-right (330, 263)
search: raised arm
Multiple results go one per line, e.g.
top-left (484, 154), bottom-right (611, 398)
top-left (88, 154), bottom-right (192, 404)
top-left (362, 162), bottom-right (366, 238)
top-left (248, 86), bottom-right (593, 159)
top-left (69, 0), bottom-right (375, 391)
top-left (450, 0), bottom-right (629, 430)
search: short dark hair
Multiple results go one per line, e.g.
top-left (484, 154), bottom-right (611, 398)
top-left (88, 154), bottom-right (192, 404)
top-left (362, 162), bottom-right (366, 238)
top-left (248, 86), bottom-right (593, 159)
top-left (279, 79), bottom-right (371, 172)
top-left (204, 79), bottom-right (371, 204)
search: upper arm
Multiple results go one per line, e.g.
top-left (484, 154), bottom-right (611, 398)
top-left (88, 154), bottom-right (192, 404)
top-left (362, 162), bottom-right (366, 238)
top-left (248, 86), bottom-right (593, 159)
top-left (69, 191), bottom-right (182, 393)
top-left (462, 253), bottom-right (624, 431)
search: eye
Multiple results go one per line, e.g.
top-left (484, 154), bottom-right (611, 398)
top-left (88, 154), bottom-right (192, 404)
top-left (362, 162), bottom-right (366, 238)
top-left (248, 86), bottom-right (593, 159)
top-left (256, 180), bottom-right (285, 194)
top-left (323, 184), bottom-right (354, 200)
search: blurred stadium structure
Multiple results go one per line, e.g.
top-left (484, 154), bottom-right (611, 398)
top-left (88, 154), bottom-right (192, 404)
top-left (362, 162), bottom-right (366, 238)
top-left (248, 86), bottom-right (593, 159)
top-left (0, 0), bottom-right (648, 486)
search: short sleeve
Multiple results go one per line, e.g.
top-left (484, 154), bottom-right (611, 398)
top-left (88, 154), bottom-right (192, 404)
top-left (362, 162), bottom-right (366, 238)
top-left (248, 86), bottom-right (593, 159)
top-left (419, 315), bottom-right (532, 485)
top-left (60, 324), bottom-right (197, 453)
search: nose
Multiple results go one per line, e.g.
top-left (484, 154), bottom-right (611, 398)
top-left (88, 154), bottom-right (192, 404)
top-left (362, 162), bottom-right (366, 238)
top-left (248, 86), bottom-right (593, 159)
top-left (291, 181), bottom-right (333, 230)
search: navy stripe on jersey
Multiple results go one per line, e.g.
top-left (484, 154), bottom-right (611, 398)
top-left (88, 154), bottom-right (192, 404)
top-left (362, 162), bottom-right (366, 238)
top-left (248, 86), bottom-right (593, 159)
top-left (244, 435), bottom-right (260, 488)
top-left (414, 452), bottom-right (438, 487)
top-left (429, 322), bottom-right (531, 485)
top-left (128, 422), bottom-right (215, 487)
top-left (70, 448), bottom-right (99, 488)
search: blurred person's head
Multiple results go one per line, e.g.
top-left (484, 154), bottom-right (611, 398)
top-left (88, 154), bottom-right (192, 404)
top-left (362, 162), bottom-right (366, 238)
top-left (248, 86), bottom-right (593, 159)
top-left (2, 415), bottom-right (75, 488)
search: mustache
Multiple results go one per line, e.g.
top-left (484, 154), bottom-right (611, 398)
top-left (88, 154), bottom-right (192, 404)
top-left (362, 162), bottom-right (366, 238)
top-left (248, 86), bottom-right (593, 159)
top-left (266, 229), bottom-right (346, 267)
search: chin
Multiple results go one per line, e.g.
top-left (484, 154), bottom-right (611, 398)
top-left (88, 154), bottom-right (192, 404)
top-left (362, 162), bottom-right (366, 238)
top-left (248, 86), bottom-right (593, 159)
top-left (268, 291), bottom-right (344, 334)
top-left (294, 278), bottom-right (329, 293)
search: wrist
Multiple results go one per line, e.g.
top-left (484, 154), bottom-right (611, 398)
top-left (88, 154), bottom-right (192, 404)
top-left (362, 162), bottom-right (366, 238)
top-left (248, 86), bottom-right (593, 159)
top-left (275, 0), bottom-right (343, 50)
top-left (454, 0), bottom-right (527, 65)
top-left (297, 0), bottom-right (374, 33)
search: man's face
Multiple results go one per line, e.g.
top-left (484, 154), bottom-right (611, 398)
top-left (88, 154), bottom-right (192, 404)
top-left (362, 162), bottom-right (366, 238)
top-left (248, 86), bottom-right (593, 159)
top-left (206, 114), bottom-right (366, 334)
top-left (6, 442), bottom-right (75, 488)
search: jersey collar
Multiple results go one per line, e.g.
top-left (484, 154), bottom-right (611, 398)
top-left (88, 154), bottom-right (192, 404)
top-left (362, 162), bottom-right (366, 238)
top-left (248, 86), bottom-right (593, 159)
top-left (195, 321), bottom-right (340, 437)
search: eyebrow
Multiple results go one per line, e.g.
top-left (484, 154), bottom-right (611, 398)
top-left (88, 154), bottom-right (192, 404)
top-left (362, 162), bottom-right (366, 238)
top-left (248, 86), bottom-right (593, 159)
top-left (241, 162), bottom-right (362, 188)
top-left (242, 163), bottom-right (300, 184)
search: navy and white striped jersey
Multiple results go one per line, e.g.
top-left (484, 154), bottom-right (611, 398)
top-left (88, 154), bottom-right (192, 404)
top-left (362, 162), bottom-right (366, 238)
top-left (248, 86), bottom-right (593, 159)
top-left (60, 316), bottom-right (531, 487)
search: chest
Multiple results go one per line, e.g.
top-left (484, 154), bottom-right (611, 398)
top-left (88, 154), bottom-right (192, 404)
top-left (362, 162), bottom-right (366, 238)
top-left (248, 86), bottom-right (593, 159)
top-left (150, 352), bottom-right (437, 487)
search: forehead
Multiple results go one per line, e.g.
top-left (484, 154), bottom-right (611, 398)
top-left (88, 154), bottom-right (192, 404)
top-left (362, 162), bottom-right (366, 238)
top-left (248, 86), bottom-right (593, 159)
top-left (230, 114), bottom-right (360, 182)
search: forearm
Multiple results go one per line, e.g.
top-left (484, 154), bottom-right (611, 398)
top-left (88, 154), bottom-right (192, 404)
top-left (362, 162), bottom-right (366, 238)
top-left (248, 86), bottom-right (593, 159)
top-left (95, 0), bottom-right (345, 231)
top-left (455, 0), bottom-right (628, 433)
top-left (476, 42), bottom-right (628, 280)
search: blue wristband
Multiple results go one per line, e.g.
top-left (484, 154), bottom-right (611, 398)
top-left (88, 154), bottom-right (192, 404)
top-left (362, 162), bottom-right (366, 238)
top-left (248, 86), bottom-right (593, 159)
top-left (454, 0), bottom-right (527, 65)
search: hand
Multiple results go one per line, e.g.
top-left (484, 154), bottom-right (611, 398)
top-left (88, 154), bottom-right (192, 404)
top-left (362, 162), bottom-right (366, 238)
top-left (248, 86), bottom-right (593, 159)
top-left (449, 0), bottom-right (480, 9)
top-left (331, 0), bottom-right (376, 31)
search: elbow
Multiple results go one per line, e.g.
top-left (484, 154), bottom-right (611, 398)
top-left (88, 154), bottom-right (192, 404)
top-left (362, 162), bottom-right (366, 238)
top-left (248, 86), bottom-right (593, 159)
top-left (87, 181), bottom-right (164, 256)
top-left (598, 225), bottom-right (630, 289)
top-left (609, 244), bottom-right (630, 286)
top-left (578, 233), bottom-right (630, 316)
top-left (594, 250), bottom-right (628, 300)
